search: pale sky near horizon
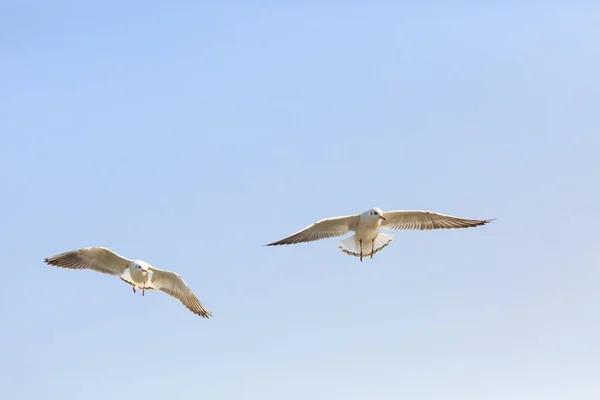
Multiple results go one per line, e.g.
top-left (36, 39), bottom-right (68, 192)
top-left (2, 2), bottom-right (600, 399)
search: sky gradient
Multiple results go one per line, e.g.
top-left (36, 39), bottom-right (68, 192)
top-left (2, 2), bottom-right (600, 399)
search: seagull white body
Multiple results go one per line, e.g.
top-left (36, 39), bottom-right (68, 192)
top-left (266, 207), bottom-right (494, 261)
top-left (124, 260), bottom-right (152, 294)
top-left (44, 247), bottom-right (212, 318)
top-left (342, 209), bottom-right (392, 259)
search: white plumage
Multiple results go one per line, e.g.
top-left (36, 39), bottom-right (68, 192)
top-left (44, 246), bottom-right (212, 318)
top-left (266, 207), bottom-right (494, 261)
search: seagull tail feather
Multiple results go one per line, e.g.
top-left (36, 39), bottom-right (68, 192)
top-left (337, 233), bottom-right (394, 258)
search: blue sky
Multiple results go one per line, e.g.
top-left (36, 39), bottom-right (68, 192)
top-left (1, 1), bottom-right (599, 399)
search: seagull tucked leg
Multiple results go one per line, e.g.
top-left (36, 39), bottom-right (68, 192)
top-left (132, 286), bottom-right (136, 294)
top-left (359, 239), bottom-right (363, 262)
top-left (142, 285), bottom-right (145, 296)
top-left (371, 239), bottom-right (375, 259)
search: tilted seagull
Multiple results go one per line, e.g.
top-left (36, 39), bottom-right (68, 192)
top-left (44, 246), bottom-right (212, 318)
top-left (265, 208), bottom-right (494, 261)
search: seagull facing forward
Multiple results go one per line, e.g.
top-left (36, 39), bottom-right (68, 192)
top-left (265, 208), bottom-right (494, 261)
top-left (44, 247), bottom-right (212, 318)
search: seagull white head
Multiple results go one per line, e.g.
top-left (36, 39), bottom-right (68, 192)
top-left (131, 260), bottom-right (149, 275)
top-left (363, 207), bottom-right (386, 223)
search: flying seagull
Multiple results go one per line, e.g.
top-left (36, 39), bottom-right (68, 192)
top-left (44, 246), bottom-right (212, 318)
top-left (265, 207), bottom-right (494, 261)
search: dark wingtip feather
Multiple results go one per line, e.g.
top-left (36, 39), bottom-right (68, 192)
top-left (44, 257), bottom-right (58, 266)
top-left (264, 238), bottom-right (294, 246)
top-left (189, 300), bottom-right (212, 319)
top-left (474, 218), bottom-right (496, 227)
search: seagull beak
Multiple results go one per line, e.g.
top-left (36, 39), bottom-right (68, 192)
top-left (380, 215), bottom-right (386, 221)
top-left (142, 270), bottom-right (147, 275)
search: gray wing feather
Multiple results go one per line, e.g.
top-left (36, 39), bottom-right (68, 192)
top-left (44, 246), bottom-right (131, 276)
top-left (265, 214), bottom-right (360, 246)
top-left (382, 210), bottom-right (494, 231)
top-left (148, 267), bottom-right (212, 319)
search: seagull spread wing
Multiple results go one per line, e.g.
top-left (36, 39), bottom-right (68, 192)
top-left (382, 210), bottom-right (494, 231)
top-left (265, 214), bottom-right (360, 246)
top-left (44, 246), bottom-right (131, 276)
top-left (147, 267), bottom-right (212, 319)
